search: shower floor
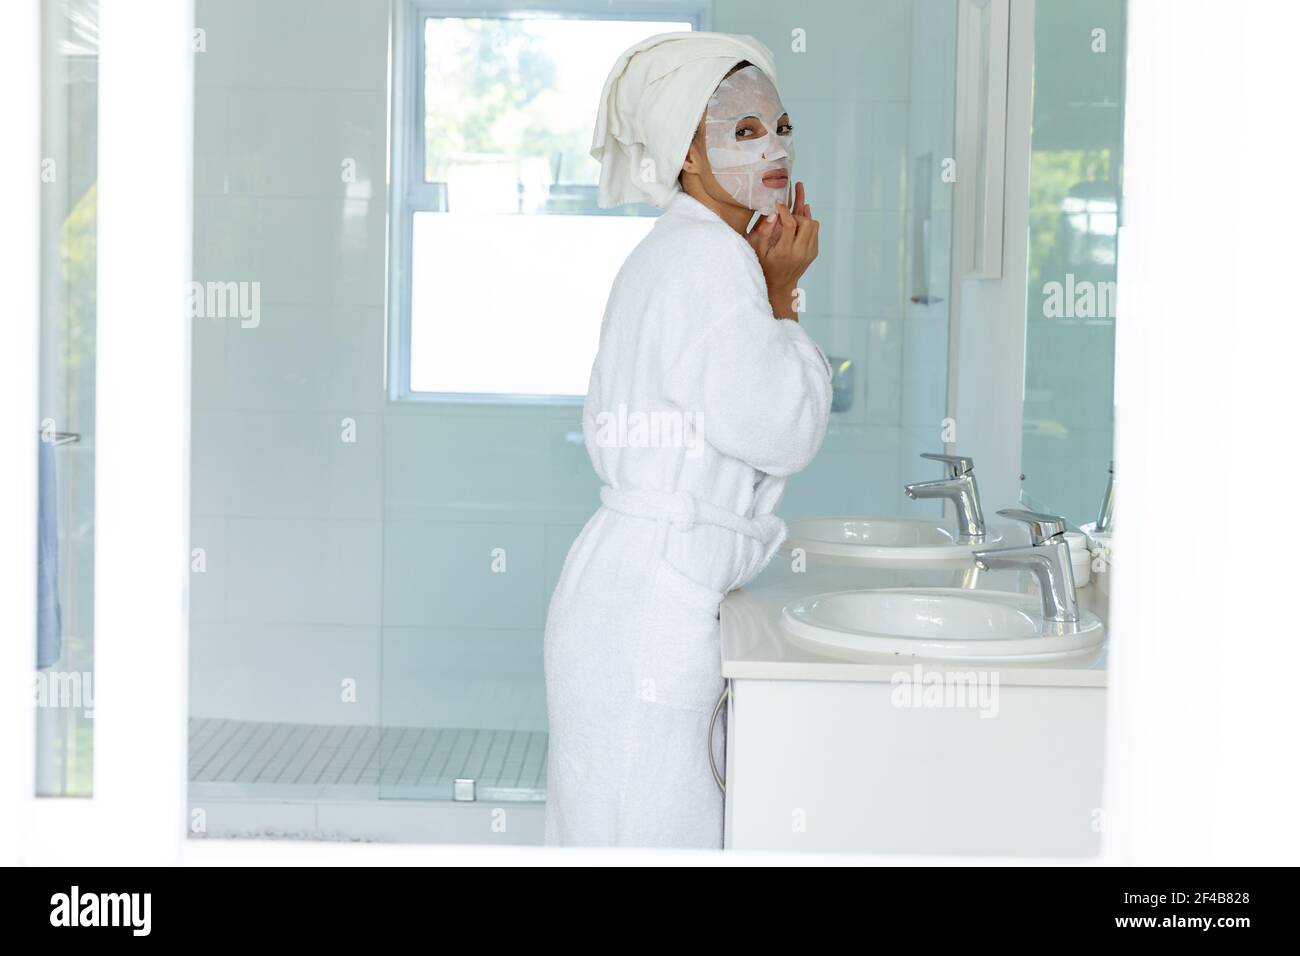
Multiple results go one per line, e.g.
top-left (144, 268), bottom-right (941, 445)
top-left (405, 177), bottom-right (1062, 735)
top-left (189, 717), bottom-right (547, 802)
top-left (187, 718), bottom-right (548, 843)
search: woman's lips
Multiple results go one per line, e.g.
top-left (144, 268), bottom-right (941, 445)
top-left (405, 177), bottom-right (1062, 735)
top-left (762, 169), bottom-right (788, 188)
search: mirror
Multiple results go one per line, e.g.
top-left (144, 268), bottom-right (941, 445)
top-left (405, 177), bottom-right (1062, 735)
top-left (1019, 0), bottom-right (1126, 528)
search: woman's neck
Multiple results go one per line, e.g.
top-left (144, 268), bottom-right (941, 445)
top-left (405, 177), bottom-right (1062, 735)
top-left (680, 179), bottom-right (754, 235)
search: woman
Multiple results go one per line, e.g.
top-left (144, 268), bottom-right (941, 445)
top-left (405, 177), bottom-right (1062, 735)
top-left (543, 32), bottom-right (832, 849)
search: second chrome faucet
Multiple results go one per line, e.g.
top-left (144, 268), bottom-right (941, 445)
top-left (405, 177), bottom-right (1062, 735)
top-left (973, 509), bottom-right (1080, 623)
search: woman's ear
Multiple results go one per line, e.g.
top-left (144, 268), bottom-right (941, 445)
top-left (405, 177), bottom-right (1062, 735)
top-left (680, 121), bottom-right (708, 176)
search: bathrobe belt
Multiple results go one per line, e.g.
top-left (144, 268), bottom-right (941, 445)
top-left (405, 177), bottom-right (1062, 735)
top-left (599, 485), bottom-right (784, 546)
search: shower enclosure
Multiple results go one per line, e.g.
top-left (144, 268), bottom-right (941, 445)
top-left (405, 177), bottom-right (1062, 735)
top-left (186, 0), bottom-right (957, 841)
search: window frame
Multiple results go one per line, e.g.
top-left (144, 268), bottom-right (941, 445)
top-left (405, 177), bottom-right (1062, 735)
top-left (386, 0), bottom-right (710, 404)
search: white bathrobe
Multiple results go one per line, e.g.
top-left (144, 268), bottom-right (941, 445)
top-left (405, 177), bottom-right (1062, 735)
top-left (543, 190), bottom-right (833, 848)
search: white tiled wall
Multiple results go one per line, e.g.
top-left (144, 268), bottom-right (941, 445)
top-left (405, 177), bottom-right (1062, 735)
top-left (190, 0), bottom-right (956, 731)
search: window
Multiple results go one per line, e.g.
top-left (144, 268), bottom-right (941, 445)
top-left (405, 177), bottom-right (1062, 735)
top-left (389, 3), bottom-right (706, 402)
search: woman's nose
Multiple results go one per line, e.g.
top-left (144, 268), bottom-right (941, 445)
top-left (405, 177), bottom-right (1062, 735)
top-left (763, 137), bottom-right (790, 162)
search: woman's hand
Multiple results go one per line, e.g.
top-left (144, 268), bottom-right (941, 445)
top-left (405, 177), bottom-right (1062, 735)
top-left (747, 181), bottom-right (819, 320)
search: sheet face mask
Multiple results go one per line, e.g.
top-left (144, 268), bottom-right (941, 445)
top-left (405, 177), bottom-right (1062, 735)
top-left (704, 65), bottom-right (795, 216)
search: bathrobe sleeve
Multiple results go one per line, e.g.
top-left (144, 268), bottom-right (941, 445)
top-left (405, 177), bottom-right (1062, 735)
top-left (660, 226), bottom-right (834, 477)
top-left (692, 304), bottom-right (834, 476)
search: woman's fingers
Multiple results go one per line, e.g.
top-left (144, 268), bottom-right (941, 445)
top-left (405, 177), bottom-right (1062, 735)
top-left (794, 215), bottom-right (818, 257)
top-left (755, 201), bottom-right (819, 277)
top-left (795, 215), bottom-right (816, 260)
top-left (790, 208), bottom-right (812, 250)
top-left (767, 216), bottom-right (784, 254)
top-left (787, 212), bottom-right (819, 267)
top-left (751, 213), bottom-right (785, 261)
top-left (793, 181), bottom-right (807, 217)
top-left (774, 203), bottom-right (797, 250)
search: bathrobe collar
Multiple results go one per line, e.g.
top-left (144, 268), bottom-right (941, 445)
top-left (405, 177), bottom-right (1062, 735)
top-left (664, 188), bottom-right (732, 225)
top-left (662, 190), bottom-right (763, 267)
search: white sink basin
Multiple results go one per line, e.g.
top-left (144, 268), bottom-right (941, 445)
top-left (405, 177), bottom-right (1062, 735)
top-left (781, 588), bottom-right (1105, 662)
top-left (784, 516), bottom-right (1006, 568)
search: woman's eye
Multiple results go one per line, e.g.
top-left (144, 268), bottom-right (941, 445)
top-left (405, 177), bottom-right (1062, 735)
top-left (778, 123), bottom-right (794, 136)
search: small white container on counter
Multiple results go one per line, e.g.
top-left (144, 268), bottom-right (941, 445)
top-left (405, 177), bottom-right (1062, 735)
top-left (1064, 531), bottom-right (1092, 587)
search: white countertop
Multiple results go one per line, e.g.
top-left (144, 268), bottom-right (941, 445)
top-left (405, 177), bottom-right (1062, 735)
top-left (720, 554), bottom-right (1109, 688)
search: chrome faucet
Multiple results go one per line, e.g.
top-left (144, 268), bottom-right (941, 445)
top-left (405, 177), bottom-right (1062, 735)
top-left (973, 509), bottom-right (1079, 623)
top-left (904, 452), bottom-right (986, 539)
top-left (1095, 460), bottom-right (1115, 533)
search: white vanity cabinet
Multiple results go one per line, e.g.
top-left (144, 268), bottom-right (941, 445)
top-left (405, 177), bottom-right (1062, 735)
top-left (721, 673), bottom-right (1105, 856)
top-left (718, 570), bottom-right (1109, 857)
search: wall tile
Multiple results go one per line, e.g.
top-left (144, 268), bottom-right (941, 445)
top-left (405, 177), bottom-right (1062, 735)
top-left (190, 621), bottom-right (381, 725)
top-left (225, 517), bottom-right (383, 625)
top-left (194, 0), bottom-right (388, 92)
top-left (194, 86), bottom-right (386, 199)
top-left (382, 519), bottom-right (546, 629)
top-left (192, 196), bottom-right (386, 309)
top-left (381, 627), bottom-right (546, 731)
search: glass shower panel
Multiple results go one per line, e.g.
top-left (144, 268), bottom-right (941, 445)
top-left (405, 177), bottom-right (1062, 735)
top-left (1020, 0), bottom-right (1126, 524)
top-left (35, 0), bottom-right (99, 798)
top-left (186, 0), bottom-right (390, 820)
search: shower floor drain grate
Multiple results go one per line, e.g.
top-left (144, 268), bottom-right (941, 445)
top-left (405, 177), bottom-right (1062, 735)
top-left (187, 717), bottom-right (547, 802)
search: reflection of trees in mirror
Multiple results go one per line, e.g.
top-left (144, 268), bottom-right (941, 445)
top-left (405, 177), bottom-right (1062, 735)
top-left (60, 182), bottom-right (97, 388)
top-left (1022, 145), bottom-right (1119, 525)
top-left (1026, 148), bottom-right (1116, 315)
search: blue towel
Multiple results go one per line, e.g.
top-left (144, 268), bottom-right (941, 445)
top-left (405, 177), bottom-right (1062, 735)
top-left (37, 438), bottom-right (62, 670)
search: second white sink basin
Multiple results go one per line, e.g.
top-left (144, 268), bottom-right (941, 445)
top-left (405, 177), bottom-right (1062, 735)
top-left (784, 516), bottom-right (1006, 569)
top-left (781, 588), bottom-right (1105, 662)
